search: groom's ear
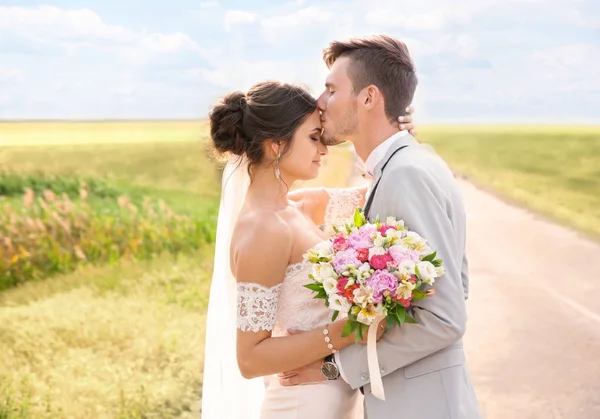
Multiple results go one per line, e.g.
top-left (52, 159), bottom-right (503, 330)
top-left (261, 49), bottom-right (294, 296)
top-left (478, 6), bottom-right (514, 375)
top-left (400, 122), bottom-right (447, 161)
top-left (363, 85), bottom-right (381, 110)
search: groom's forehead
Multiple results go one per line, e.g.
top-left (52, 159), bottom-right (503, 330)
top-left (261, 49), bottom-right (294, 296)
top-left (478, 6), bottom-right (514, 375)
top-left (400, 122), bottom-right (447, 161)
top-left (326, 57), bottom-right (351, 82)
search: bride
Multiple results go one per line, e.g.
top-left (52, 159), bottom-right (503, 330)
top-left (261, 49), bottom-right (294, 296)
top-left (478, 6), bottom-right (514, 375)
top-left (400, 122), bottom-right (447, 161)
top-left (201, 80), bottom-right (413, 419)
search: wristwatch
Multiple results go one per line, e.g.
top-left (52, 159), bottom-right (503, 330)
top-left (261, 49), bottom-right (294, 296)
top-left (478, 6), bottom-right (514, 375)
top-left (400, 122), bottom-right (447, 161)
top-left (321, 354), bottom-right (340, 380)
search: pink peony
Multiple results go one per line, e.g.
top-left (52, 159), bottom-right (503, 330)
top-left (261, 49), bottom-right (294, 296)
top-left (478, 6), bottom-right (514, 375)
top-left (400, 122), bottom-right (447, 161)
top-left (370, 253), bottom-right (393, 270)
top-left (389, 246), bottom-right (421, 264)
top-left (333, 237), bottom-right (349, 251)
top-left (348, 225), bottom-right (376, 249)
top-left (366, 271), bottom-right (398, 303)
top-left (332, 249), bottom-right (361, 272)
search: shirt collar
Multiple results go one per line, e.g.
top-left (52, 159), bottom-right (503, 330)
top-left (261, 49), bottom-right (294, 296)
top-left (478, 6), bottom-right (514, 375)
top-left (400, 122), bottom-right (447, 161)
top-left (364, 130), bottom-right (410, 176)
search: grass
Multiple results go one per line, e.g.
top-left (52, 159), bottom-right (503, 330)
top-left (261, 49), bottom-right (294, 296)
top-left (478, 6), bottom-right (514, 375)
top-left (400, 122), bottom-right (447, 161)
top-left (0, 120), bottom-right (355, 418)
top-left (420, 125), bottom-right (600, 239)
top-left (0, 249), bottom-right (212, 419)
top-left (0, 121), bottom-right (209, 146)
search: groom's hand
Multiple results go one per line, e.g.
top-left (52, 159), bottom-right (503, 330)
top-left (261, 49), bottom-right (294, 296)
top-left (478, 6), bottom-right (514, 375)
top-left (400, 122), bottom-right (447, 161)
top-left (278, 358), bottom-right (326, 386)
top-left (278, 329), bottom-right (326, 386)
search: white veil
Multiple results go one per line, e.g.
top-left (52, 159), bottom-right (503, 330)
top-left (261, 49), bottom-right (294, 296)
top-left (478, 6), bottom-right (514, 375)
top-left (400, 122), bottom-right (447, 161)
top-left (201, 155), bottom-right (265, 419)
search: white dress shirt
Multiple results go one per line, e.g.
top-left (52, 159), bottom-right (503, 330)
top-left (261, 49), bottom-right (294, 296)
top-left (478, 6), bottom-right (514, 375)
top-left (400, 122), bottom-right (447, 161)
top-left (334, 129), bottom-right (410, 383)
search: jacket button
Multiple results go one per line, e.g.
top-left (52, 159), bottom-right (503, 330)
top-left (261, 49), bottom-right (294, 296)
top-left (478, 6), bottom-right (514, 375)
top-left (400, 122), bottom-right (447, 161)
top-left (360, 373), bottom-right (369, 381)
top-left (380, 365), bottom-right (387, 373)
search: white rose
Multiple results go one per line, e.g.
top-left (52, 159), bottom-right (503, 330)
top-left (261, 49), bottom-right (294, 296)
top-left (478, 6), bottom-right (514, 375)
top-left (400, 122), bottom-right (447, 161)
top-left (323, 277), bottom-right (338, 295)
top-left (435, 265), bottom-right (446, 277)
top-left (416, 261), bottom-right (437, 284)
top-left (397, 260), bottom-right (416, 276)
top-left (328, 294), bottom-right (352, 313)
top-left (314, 241), bottom-right (334, 257)
top-left (319, 262), bottom-right (335, 280)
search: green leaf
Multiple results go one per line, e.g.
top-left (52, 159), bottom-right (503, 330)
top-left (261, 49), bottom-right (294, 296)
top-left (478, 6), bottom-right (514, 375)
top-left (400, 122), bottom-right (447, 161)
top-left (395, 306), bottom-right (406, 324)
top-left (342, 321), bottom-right (353, 338)
top-left (316, 290), bottom-right (328, 299)
top-left (353, 208), bottom-right (364, 228)
top-left (432, 259), bottom-right (442, 267)
top-left (331, 310), bottom-right (339, 322)
top-left (422, 251), bottom-right (437, 262)
top-left (404, 313), bottom-right (418, 324)
top-left (412, 289), bottom-right (428, 300)
top-left (386, 315), bottom-right (396, 330)
top-left (414, 265), bottom-right (421, 280)
top-left (304, 283), bottom-right (323, 292)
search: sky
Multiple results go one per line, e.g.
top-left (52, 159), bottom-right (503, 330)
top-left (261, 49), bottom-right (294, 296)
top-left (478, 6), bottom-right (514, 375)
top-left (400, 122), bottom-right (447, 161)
top-left (0, 0), bottom-right (598, 123)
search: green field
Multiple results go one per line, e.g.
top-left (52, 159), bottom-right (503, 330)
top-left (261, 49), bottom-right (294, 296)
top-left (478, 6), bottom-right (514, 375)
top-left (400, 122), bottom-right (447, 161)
top-left (420, 125), bottom-right (600, 239)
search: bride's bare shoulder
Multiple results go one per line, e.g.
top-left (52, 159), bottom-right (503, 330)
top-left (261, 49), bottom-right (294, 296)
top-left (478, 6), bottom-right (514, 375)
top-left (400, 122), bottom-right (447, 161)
top-left (231, 209), bottom-right (293, 284)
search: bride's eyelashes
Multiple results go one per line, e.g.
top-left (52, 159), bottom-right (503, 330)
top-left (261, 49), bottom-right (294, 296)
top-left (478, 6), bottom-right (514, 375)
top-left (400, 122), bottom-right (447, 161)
top-left (310, 135), bottom-right (321, 142)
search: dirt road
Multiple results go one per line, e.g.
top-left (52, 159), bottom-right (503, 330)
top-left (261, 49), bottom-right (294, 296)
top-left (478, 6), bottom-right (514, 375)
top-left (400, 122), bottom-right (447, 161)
top-left (458, 179), bottom-right (600, 418)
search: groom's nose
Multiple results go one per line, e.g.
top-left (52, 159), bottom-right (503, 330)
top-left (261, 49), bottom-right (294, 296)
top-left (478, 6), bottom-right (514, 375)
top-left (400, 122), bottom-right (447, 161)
top-left (317, 91), bottom-right (327, 112)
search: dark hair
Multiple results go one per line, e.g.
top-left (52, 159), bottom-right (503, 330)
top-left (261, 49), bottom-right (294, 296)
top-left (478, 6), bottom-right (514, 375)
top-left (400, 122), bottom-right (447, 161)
top-left (209, 80), bottom-right (318, 176)
top-left (323, 35), bottom-right (417, 124)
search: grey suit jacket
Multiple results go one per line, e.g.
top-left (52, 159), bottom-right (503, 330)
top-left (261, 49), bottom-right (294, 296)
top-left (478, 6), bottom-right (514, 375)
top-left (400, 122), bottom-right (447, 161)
top-left (338, 135), bottom-right (482, 419)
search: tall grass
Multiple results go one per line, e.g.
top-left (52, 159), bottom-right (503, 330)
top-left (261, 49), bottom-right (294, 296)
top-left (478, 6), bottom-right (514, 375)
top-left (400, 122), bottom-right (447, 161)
top-left (0, 187), bottom-right (213, 290)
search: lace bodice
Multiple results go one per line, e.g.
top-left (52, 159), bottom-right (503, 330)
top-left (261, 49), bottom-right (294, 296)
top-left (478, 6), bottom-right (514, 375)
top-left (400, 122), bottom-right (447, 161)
top-left (324, 188), bottom-right (363, 226)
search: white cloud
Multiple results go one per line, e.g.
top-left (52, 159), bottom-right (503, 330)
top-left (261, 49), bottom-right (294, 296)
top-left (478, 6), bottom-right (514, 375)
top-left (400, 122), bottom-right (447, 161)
top-left (199, 1), bottom-right (220, 9)
top-left (224, 10), bottom-right (259, 31)
top-left (1, 1), bottom-right (598, 122)
top-left (0, 6), bottom-right (203, 55)
top-left (0, 65), bottom-right (22, 83)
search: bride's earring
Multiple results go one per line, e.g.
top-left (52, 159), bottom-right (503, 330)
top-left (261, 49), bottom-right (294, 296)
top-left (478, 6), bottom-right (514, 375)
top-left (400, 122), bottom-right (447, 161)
top-left (275, 152), bottom-right (281, 180)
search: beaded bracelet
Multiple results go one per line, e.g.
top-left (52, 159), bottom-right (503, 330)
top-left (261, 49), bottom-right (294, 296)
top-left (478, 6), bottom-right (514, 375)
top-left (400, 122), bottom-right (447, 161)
top-left (322, 324), bottom-right (338, 353)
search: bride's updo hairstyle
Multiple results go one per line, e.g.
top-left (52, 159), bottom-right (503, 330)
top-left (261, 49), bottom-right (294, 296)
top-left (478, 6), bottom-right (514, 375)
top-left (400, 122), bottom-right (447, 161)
top-left (209, 80), bottom-right (318, 175)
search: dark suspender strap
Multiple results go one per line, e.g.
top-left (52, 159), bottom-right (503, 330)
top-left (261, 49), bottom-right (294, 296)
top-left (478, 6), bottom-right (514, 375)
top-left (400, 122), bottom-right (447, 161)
top-left (363, 145), bottom-right (409, 219)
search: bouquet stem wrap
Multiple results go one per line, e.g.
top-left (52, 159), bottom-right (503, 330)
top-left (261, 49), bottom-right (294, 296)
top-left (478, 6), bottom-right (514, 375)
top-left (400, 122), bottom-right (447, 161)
top-left (367, 314), bottom-right (386, 401)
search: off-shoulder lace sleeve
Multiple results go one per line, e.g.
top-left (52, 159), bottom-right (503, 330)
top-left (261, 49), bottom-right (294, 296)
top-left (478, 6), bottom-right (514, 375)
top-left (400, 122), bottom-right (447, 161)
top-left (324, 188), bottom-right (363, 226)
top-left (237, 282), bottom-right (283, 332)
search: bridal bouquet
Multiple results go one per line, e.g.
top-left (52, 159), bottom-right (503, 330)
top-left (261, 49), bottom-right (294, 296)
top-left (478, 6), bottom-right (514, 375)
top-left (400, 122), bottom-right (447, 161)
top-left (303, 208), bottom-right (445, 342)
top-left (304, 208), bottom-right (445, 400)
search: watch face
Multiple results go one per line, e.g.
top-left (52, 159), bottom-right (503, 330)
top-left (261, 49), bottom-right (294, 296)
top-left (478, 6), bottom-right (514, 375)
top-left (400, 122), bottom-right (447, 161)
top-left (321, 362), bottom-right (339, 380)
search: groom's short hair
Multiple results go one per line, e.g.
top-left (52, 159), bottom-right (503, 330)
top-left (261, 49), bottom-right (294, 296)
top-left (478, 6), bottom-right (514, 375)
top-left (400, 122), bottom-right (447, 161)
top-left (323, 35), bottom-right (417, 123)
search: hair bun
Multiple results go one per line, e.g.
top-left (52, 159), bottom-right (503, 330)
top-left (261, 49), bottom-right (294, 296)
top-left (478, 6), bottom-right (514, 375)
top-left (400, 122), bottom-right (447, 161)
top-left (209, 91), bottom-right (248, 156)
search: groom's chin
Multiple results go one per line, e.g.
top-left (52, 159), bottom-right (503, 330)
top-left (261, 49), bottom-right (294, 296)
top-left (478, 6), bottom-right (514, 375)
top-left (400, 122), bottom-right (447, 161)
top-left (323, 137), bottom-right (347, 146)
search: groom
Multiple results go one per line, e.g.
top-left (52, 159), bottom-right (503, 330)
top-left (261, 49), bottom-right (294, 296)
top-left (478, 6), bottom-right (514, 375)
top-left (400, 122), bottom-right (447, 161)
top-left (280, 35), bottom-right (483, 418)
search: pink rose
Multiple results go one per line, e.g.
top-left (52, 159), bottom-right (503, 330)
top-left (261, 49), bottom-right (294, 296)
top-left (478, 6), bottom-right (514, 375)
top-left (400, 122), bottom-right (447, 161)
top-left (333, 237), bottom-right (349, 252)
top-left (397, 296), bottom-right (412, 307)
top-left (336, 277), bottom-right (349, 295)
top-left (356, 248), bottom-right (369, 263)
top-left (370, 253), bottom-right (392, 270)
top-left (378, 225), bottom-right (397, 236)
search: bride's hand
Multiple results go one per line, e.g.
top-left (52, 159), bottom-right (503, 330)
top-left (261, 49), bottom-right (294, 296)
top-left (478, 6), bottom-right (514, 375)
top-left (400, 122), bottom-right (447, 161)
top-left (398, 105), bottom-right (416, 137)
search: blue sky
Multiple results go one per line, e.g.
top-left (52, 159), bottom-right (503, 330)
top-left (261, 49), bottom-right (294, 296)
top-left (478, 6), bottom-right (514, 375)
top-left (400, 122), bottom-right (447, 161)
top-left (0, 0), bottom-right (598, 123)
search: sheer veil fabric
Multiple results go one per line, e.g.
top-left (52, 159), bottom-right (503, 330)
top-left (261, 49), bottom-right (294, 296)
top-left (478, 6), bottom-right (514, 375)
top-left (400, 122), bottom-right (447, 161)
top-left (201, 156), bottom-right (265, 419)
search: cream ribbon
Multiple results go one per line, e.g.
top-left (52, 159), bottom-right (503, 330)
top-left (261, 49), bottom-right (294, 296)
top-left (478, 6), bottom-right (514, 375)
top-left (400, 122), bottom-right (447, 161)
top-left (367, 314), bottom-right (386, 400)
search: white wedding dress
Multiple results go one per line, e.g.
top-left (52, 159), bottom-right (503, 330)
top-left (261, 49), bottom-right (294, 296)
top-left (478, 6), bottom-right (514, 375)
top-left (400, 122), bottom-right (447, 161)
top-left (241, 188), bottom-right (365, 419)
top-left (201, 155), bottom-right (366, 419)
